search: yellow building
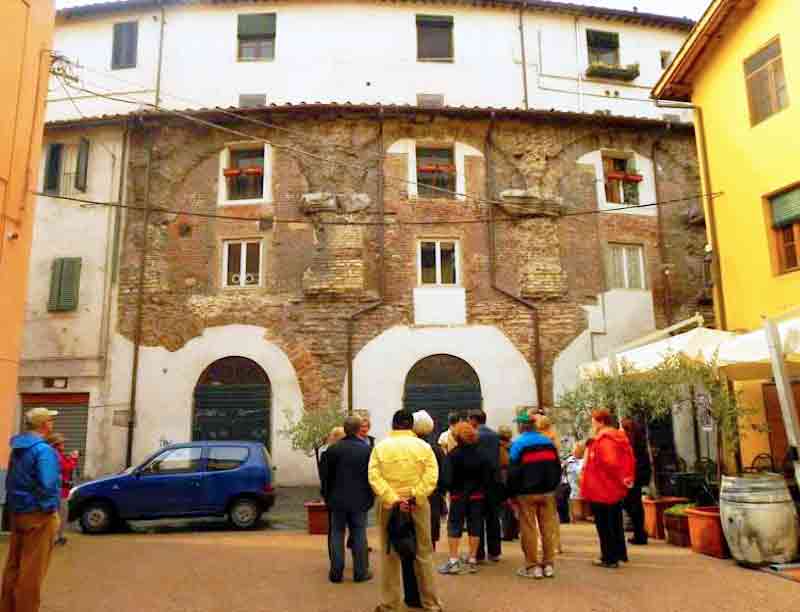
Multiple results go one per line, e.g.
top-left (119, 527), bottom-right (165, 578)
top-left (654, 0), bottom-right (800, 470)
top-left (0, 0), bottom-right (54, 466)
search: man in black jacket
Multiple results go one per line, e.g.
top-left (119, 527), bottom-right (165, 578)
top-left (469, 410), bottom-right (502, 562)
top-left (319, 415), bottom-right (374, 583)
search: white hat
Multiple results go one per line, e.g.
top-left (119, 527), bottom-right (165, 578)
top-left (25, 407), bottom-right (58, 428)
top-left (412, 410), bottom-right (434, 436)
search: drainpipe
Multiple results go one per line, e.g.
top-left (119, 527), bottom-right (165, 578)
top-left (125, 124), bottom-right (154, 467)
top-left (346, 108), bottom-right (385, 414)
top-left (484, 113), bottom-right (545, 408)
top-left (651, 137), bottom-right (673, 325)
top-left (574, 17), bottom-right (584, 113)
top-left (155, 3), bottom-right (166, 108)
top-left (518, 0), bottom-right (530, 110)
top-left (656, 101), bottom-right (727, 330)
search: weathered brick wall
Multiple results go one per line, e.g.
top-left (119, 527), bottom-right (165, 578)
top-left (117, 111), bottom-right (706, 408)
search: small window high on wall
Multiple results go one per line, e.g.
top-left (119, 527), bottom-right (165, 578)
top-left (745, 38), bottom-right (789, 126)
top-left (587, 30), bottom-right (620, 66)
top-left (603, 154), bottom-right (641, 206)
top-left (224, 148), bottom-right (265, 200)
top-left (419, 240), bottom-right (459, 286)
top-left (417, 15), bottom-right (453, 62)
top-left (416, 147), bottom-right (455, 198)
top-left (238, 13), bottom-right (276, 61)
top-left (112, 21), bottom-right (138, 70)
top-left (223, 240), bottom-right (262, 288)
top-left (769, 186), bottom-right (800, 274)
top-left (606, 244), bottom-right (645, 290)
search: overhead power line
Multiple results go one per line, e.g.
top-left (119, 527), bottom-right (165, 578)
top-left (35, 191), bottom-right (721, 225)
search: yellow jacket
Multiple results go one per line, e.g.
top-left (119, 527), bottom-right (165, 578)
top-left (368, 430), bottom-right (439, 509)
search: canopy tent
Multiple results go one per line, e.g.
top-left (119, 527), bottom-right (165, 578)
top-left (579, 327), bottom-right (737, 379)
top-left (717, 316), bottom-right (800, 381)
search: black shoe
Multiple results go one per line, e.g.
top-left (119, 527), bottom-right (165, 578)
top-left (405, 601), bottom-right (423, 609)
top-left (354, 571), bottom-right (373, 583)
top-left (592, 559), bottom-right (620, 569)
top-left (628, 538), bottom-right (648, 545)
top-left (329, 573), bottom-right (343, 583)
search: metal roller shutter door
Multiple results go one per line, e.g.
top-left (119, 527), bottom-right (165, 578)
top-left (20, 393), bottom-right (89, 478)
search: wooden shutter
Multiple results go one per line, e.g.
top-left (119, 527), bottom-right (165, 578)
top-left (47, 257), bottom-right (82, 312)
top-left (44, 143), bottom-right (63, 194)
top-left (416, 15), bottom-right (453, 60)
top-left (74, 138), bottom-right (90, 192)
top-left (47, 258), bottom-right (65, 312)
top-left (112, 22), bottom-right (138, 69)
top-left (770, 187), bottom-right (800, 228)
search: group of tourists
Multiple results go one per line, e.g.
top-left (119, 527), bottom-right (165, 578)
top-left (319, 405), bottom-right (647, 612)
top-left (2, 407), bottom-right (79, 612)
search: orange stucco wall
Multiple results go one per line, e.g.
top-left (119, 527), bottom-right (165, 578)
top-left (0, 0), bottom-right (54, 466)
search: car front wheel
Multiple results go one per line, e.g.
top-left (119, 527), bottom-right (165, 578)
top-left (79, 501), bottom-right (114, 534)
top-left (229, 498), bottom-right (261, 530)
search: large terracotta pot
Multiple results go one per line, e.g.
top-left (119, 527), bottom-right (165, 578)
top-left (643, 496), bottom-right (689, 540)
top-left (687, 506), bottom-right (730, 558)
top-left (304, 500), bottom-right (329, 535)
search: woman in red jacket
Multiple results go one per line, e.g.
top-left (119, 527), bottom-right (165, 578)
top-left (580, 409), bottom-right (635, 569)
top-left (47, 433), bottom-right (79, 545)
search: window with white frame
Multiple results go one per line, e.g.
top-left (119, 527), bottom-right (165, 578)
top-left (602, 153), bottom-right (640, 206)
top-left (418, 240), bottom-right (459, 286)
top-left (223, 240), bottom-right (262, 288)
top-left (606, 243), bottom-right (645, 290)
top-left (219, 144), bottom-right (271, 205)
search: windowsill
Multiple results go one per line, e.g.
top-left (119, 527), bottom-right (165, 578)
top-left (751, 106), bottom-right (789, 128)
top-left (607, 287), bottom-right (649, 292)
top-left (111, 65), bottom-right (137, 71)
top-left (220, 285), bottom-right (263, 292)
top-left (236, 58), bottom-right (275, 63)
top-left (776, 267), bottom-right (800, 277)
top-left (417, 58), bottom-right (454, 63)
top-left (219, 197), bottom-right (272, 207)
top-left (416, 284), bottom-right (462, 289)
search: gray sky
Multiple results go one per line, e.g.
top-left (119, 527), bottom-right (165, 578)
top-left (55, 0), bottom-right (712, 20)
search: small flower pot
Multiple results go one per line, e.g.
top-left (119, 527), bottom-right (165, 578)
top-left (304, 500), bottom-right (329, 535)
top-left (664, 514), bottom-right (691, 547)
top-left (223, 168), bottom-right (242, 178)
top-left (643, 496), bottom-right (689, 540)
top-left (686, 506), bottom-right (730, 559)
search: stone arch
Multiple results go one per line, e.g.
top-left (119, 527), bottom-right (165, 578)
top-left (193, 356), bottom-right (272, 449)
top-left (346, 325), bottom-right (536, 440)
top-left (403, 354), bottom-right (483, 436)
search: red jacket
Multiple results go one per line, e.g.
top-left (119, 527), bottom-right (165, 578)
top-left (580, 428), bottom-right (635, 505)
top-left (56, 449), bottom-right (78, 499)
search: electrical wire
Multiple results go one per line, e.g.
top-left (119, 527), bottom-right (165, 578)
top-left (35, 190), bottom-right (722, 225)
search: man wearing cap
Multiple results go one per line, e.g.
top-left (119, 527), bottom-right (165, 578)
top-left (507, 409), bottom-right (561, 580)
top-left (1, 408), bottom-right (61, 612)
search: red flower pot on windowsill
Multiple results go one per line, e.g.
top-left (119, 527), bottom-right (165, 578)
top-left (623, 173), bottom-right (644, 183)
top-left (242, 166), bottom-right (264, 177)
top-left (223, 168), bottom-right (242, 178)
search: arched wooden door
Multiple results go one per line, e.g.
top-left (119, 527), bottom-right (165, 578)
top-left (193, 356), bottom-right (271, 450)
top-left (403, 354), bottom-right (482, 437)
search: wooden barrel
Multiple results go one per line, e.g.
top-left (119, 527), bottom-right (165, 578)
top-left (720, 474), bottom-right (799, 566)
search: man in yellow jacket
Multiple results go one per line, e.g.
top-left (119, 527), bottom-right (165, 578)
top-left (368, 410), bottom-right (442, 612)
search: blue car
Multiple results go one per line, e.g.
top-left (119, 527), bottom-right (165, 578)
top-left (68, 441), bottom-right (275, 534)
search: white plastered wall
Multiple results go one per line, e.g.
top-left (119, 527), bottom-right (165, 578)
top-left (106, 325), bottom-right (315, 485)
top-left (345, 325), bottom-right (537, 442)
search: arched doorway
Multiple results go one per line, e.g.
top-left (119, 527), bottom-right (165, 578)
top-left (193, 356), bottom-right (272, 450)
top-left (403, 354), bottom-right (482, 437)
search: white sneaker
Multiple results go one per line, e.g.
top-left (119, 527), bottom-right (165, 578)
top-left (533, 566), bottom-right (544, 579)
top-left (543, 565), bottom-right (555, 578)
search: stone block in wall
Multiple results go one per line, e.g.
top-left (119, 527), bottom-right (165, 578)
top-left (499, 188), bottom-right (562, 217)
top-left (520, 257), bottom-right (569, 300)
top-left (302, 223), bottom-right (366, 296)
top-left (301, 192), bottom-right (337, 214)
top-left (341, 192), bottom-right (372, 213)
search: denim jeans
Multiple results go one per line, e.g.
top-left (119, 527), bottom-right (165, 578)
top-left (328, 510), bottom-right (369, 581)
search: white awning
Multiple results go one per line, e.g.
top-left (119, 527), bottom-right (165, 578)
top-left (579, 327), bottom-right (737, 379)
top-left (717, 316), bottom-right (800, 381)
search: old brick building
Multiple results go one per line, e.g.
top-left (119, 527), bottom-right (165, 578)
top-left (77, 104), bottom-right (709, 482)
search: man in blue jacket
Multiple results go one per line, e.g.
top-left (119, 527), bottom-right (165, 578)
top-left (1, 407), bottom-right (61, 612)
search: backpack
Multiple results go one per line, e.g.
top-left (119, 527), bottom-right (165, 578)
top-left (386, 505), bottom-right (417, 560)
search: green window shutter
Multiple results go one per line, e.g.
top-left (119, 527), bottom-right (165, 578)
top-left (74, 138), bottom-right (90, 192)
top-left (771, 187), bottom-right (800, 228)
top-left (112, 22), bottom-right (138, 69)
top-left (238, 13), bottom-right (276, 38)
top-left (47, 259), bottom-right (65, 312)
top-left (587, 30), bottom-right (619, 50)
top-left (47, 257), bottom-right (81, 312)
top-left (59, 258), bottom-right (82, 311)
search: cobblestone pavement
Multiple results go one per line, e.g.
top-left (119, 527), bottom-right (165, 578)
top-left (4, 516), bottom-right (798, 612)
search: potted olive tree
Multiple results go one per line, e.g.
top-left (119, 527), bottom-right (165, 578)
top-left (279, 404), bottom-right (344, 535)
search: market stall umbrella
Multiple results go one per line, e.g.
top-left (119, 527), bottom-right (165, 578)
top-left (579, 327), bottom-right (737, 379)
top-left (717, 316), bottom-right (800, 381)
